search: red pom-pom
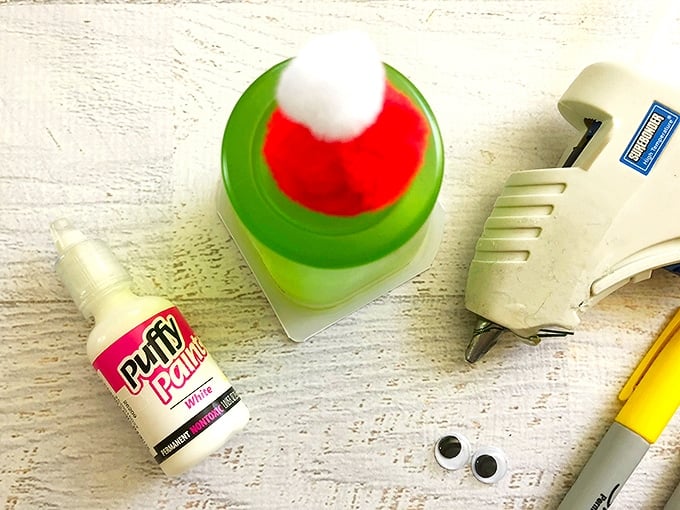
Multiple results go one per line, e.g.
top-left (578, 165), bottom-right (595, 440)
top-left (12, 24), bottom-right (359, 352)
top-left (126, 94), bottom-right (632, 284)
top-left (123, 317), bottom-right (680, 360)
top-left (263, 84), bottom-right (427, 216)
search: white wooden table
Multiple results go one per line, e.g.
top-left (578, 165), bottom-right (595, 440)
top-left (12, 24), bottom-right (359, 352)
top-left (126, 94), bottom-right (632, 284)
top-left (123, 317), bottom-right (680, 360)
top-left (3, 2), bottom-right (680, 508)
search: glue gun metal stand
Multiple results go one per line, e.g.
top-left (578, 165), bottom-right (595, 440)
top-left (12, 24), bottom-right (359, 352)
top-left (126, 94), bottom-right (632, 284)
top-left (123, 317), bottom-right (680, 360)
top-left (465, 62), bottom-right (680, 362)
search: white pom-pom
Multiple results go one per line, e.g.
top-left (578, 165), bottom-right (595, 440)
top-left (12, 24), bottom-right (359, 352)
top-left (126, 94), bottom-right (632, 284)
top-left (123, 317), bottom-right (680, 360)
top-left (276, 31), bottom-right (386, 142)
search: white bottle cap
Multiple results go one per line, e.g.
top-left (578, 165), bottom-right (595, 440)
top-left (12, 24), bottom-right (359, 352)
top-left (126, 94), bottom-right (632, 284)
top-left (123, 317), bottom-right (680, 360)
top-left (50, 218), bottom-right (131, 317)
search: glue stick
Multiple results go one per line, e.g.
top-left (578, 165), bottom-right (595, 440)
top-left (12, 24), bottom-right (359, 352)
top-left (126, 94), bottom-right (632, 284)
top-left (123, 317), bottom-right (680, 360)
top-left (50, 218), bottom-right (249, 476)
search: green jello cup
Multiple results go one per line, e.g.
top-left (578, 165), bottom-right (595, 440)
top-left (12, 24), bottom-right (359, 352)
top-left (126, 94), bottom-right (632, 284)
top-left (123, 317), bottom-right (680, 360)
top-left (221, 61), bottom-right (443, 309)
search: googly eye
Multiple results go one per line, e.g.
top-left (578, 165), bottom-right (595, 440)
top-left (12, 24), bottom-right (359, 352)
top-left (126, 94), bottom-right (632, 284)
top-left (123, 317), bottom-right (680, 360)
top-left (434, 433), bottom-right (471, 470)
top-left (470, 446), bottom-right (508, 484)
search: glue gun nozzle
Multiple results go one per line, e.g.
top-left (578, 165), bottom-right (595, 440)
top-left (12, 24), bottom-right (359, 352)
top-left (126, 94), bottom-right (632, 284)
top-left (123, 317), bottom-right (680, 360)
top-left (465, 319), bottom-right (506, 363)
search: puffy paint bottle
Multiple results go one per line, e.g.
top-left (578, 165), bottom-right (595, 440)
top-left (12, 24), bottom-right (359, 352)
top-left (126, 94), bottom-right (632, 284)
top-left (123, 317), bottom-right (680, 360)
top-left (50, 218), bottom-right (249, 476)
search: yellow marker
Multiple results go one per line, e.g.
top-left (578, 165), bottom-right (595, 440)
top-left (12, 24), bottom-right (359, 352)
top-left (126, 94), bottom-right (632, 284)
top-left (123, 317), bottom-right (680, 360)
top-left (559, 309), bottom-right (680, 510)
top-left (617, 308), bottom-right (680, 442)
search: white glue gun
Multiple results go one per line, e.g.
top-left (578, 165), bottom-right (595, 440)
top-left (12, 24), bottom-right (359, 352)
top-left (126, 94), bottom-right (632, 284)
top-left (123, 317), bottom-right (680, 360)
top-left (465, 62), bottom-right (680, 362)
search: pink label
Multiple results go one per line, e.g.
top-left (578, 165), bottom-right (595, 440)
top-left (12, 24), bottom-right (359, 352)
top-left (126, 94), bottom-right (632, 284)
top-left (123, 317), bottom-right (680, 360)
top-left (92, 307), bottom-right (209, 405)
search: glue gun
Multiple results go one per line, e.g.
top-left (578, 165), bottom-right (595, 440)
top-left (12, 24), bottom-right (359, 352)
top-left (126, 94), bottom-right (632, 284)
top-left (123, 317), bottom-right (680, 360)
top-left (464, 62), bottom-right (680, 362)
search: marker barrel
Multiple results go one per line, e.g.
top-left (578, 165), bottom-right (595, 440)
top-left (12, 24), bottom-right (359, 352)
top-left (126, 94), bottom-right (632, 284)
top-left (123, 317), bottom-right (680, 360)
top-left (665, 481), bottom-right (680, 510)
top-left (558, 422), bottom-right (649, 509)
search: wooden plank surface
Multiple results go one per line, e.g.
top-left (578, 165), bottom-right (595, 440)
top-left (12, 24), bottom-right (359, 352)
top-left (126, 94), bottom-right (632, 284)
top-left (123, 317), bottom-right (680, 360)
top-left (2, 2), bottom-right (680, 508)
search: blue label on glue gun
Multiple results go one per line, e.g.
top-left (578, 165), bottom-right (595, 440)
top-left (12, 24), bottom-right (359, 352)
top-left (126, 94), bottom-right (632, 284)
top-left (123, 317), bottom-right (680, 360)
top-left (620, 101), bottom-right (679, 175)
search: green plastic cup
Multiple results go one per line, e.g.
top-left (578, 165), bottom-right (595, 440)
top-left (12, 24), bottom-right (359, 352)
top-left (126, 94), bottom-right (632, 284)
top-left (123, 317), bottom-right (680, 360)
top-left (221, 61), bottom-right (443, 309)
